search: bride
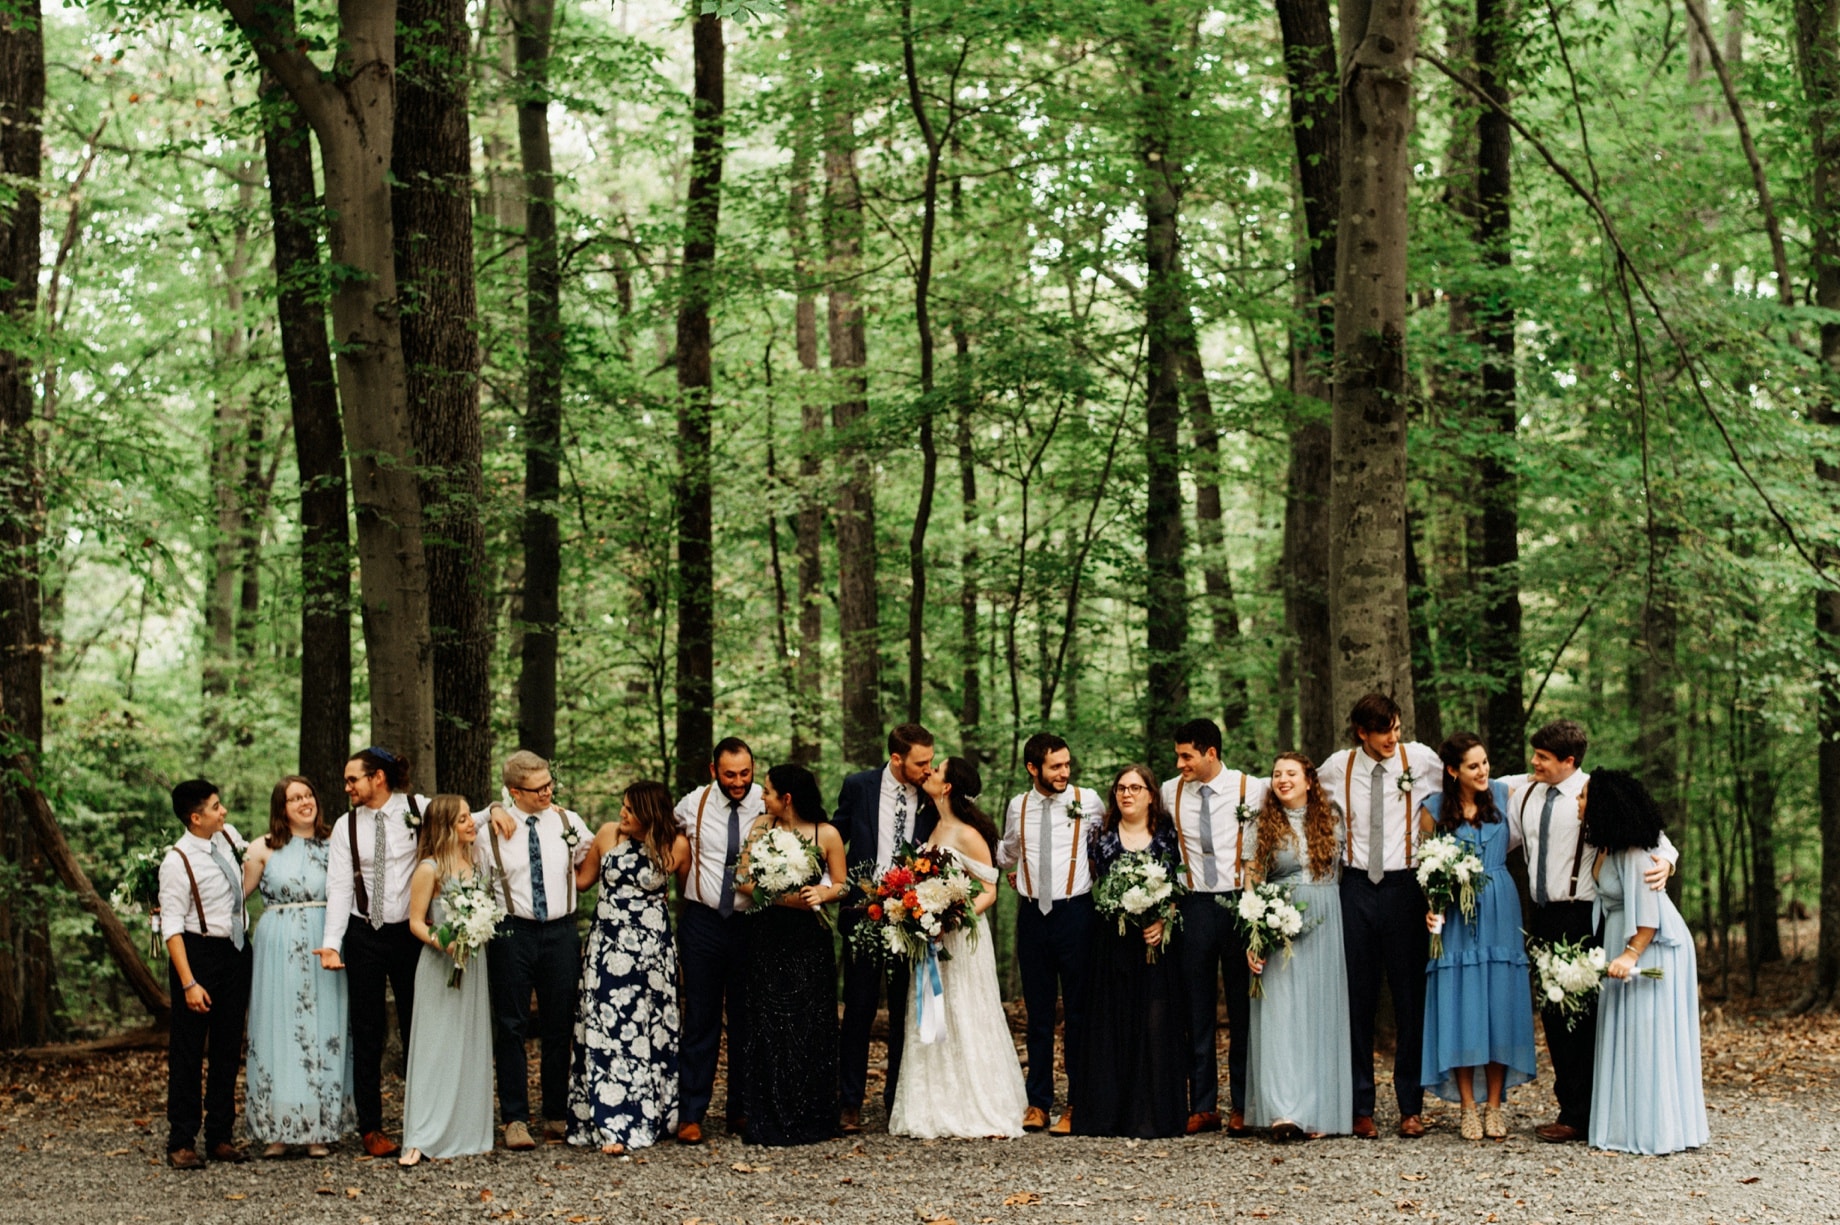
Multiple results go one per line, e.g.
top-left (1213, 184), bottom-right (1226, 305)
top-left (888, 756), bottom-right (1028, 1138)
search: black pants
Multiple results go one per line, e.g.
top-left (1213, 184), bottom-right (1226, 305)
top-left (487, 915), bottom-right (580, 1125)
top-left (1341, 870), bottom-right (1429, 1120)
top-left (839, 917), bottom-right (912, 1113)
top-left (679, 902), bottom-right (750, 1125)
top-left (1176, 890), bottom-right (1249, 1116)
top-left (345, 919), bottom-right (421, 1135)
top-left (1526, 899), bottom-right (1596, 1129)
top-left (1016, 893), bottom-right (1095, 1112)
top-left (166, 934), bottom-right (251, 1153)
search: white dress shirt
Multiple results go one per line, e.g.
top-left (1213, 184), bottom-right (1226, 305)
top-left (1500, 772), bottom-right (1679, 904)
top-left (1159, 769), bottom-right (1270, 893)
top-left (475, 798), bottom-right (593, 921)
top-left (996, 785), bottom-right (1102, 902)
top-left (874, 764), bottom-right (923, 870)
top-left (1317, 741), bottom-right (1443, 874)
top-left (158, 828), bottom-right (249, 941)
top-left (674, 782), bottom-right (764, 912)
top-left (322, 792), bottom-right (430, 953)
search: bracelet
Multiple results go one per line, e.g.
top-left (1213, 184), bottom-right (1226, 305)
top-left (181, 979), bottom-right (198, 991)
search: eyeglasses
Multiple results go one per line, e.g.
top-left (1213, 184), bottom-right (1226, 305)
top-left (511, 779), bottom-right (558, 796)
top-left (1114, 783), bottom-right (1150, 796)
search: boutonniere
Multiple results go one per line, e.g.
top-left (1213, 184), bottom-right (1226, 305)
top-left (1235, 800), bottom-right (1256, 823)
top-left (402, 805), bottom-right (423, 832)
top-left (560, 818), bottom-right (582, 850)
top-left (1396, 769), bottom-right (1418, 796)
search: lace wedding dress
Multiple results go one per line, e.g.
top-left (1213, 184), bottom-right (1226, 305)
top-left (887, 849), bottom-right (1027, 1138)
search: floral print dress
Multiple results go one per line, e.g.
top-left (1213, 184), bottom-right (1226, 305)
top-left (567, 838), bottom-right (681, 1151)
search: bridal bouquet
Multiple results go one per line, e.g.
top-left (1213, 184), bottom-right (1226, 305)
top-left (1235, 882), bottom-right (1309, 998)
top-left (110, 842), bottom-right (172, 959)
top-left (738, 826), bottom-right (825, 910)
top-left (433, 874), bottom-right (507, 989)
top-left (1416, 831), bottom-right (1487, 959)
top-left (1092, 850), bottom-right (1187, 963)
top-left (847, 843), bottom-right (983, 965)
top-left (1531, 934), bottom-right (1663, 1029)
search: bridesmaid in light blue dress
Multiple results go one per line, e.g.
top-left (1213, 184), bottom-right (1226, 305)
top-left (243, 776), bottom-right (353, 1157)
top-left (400, 796), bottom-right (496, 1165)
top-left (1586, 770), bottom-right (1708, 1156)
top-left (1242, 753), bottom-right (1352, 1138)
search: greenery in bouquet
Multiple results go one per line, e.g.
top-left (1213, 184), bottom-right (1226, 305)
top-left (108, 841), bottom-right (173, 960)
top-left (738, 825), bottom-right (827, 923)
top-left (1092, 848), bottom-right (1186, 962)
top-left (1415, 831), bottom-right (1487, 959)
top-left (1234, 881), bottom-right (1309, 998)
top-left (847, 842), bottom-right (983, 965)
top-left (433, 874), bottom-right (508, 989)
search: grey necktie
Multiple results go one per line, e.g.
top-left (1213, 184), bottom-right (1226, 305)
top-left (1198, 784), bottom-right (1218, 889)
top-left (369, 809), bottom-right (387, 929)
top-left (1368, 762), bottom-right (1386, 885)
top-left (717, 797), bottom-right (741, 917)
top-left (1036, 795), bottom-right (1054, 916)
top-left (208, 841), bottom-right (245, 951)
top-left (1534, 786), bottom-right (1558, 906)
top-left (893, 785), bottom-right (910, 849)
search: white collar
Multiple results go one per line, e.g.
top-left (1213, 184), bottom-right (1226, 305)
top-left (1550, 770), bottom-right (1589, 799)
top-left (882, 764), bottom-right (913, 796)
top-left (178, 830), bottom-right (220, 854)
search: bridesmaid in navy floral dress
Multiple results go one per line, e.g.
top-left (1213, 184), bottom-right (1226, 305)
top-left (567, 781), bottom-right (689, 1155)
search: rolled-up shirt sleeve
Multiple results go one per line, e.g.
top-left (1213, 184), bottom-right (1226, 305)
top-left (995, 796), bottom-right (1022, 871)
top-left (158, 849), bottom-right (190, 941)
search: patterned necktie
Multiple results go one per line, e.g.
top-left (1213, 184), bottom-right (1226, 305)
top-left (527, 813), bottom-right (549, 920)
top-left (1535, 786), bottom-right (1558, 906)
top-left (208, 841), bottom-right (245, 951)
top-left (717, 797), bottom-right (742, 917)
top-left (1036, 795), bottom-right (1054, 916)
top-left (1368, 762), bottom-right (1387, 885)
top-left (1198, 784), bottom-right (1218, 889)
top-left (893, 784), bottom-right (910, 850)
top-left (369, 809), bottom-right (387, 929)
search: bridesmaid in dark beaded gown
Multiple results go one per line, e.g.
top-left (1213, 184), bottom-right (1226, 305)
top-left (1072, 764), bottom-right (1190, 1139)
top-left (738, 764), bottom-right (847, 1147)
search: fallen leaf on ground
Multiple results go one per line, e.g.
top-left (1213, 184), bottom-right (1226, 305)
top-left (1002, 1192), bottom-right (1041, 1207)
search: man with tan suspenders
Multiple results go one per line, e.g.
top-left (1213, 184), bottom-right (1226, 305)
top-left (996, 731), bottom-right (1103, 1135)
top-left (1161, 717), bottom-right (1268, 1135)
top-left (672, 736), bottom-right (764, 1144)
top-left (1316, 694), bottom-right (1442, 1138)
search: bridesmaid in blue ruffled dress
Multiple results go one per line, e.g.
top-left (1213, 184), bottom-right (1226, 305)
top-left (1586, 770), bottom-right (1708, 1156)
top-left (1417, 733), bottom-right (1536, 1142)
top-left (567, 781), bottom-right (688, 1155)
top-left (241, 776), bottom-right (353, 1159)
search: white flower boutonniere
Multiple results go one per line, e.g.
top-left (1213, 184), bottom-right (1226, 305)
top-left (560, 818), bottom-right (582, 850)
top-left (1396, 769), bottom-right (1417, 796)
top-left (1235, 799), bottom-right (1256, 823)
top-left (403, 804), bottom-right (423, 832)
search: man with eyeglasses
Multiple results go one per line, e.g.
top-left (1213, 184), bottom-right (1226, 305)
top-left (477, 750), bottom-right (593, 1150)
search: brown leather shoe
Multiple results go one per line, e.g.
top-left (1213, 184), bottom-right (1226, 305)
top-left (1351, 1115), bottom-right (1378, 1139)
top-left (839, 1107), bottom-right (863, 1134)
top-left (1536, 1121), bottom-right (1584, 1143)
top-left (208, 1142), bottom-right (248, 1164)
top-left (361, 1131), bottom-right (400, 1159)
top-left (1227, 1110), bottom-right (1248, 1136)
top-left (1048, 1109), bottom-right (1073, 1136)
top-left (1185, 1110), bottom-right (1222, 1135)
top-left (1397, 1115), bottom-right (1427, 1138)
top-left (676, 1121), bottom-right (704, 1145)
top-left (167, 1148), bottom-right (204, 1170)
top-left (1021, 1105), bottom-right (1048, 1132)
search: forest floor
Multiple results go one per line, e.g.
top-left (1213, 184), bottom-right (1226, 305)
top-left (3, 960), bottom-right (1839, 1225)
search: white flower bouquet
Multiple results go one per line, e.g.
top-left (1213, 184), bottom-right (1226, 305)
top-left (1531, 934), bottom-right (1663, 1029)
top-left (1092, 849), bottom-right (1187, 962)
top-left (434, 873), bottom-right (507, 989)
top-left (738, 826), bottom-right (828, 924)
top-left (112, 842), bottom-right (171, 959)
top-left (1416, 830), bottom-right (1487, 958)
top-left (1235, 881), bottom-right (1310, 998)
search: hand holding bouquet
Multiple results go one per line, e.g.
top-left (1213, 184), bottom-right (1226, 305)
top-left (434, 874), bottom-right (507, 989)
top-left (111, 842), bottom-right (171, 959)
top-left (1416, 830), bottom-right (1487, 958)
top-left (738, 826), bottom-right (825, 916)
top-left (1235, 881), bottom-right (1309, 998)
top-left (847, 843), bottom-right (983, 965)
top-left (1531, 934), bottom-right (1662, 1029)
top-left (1092, 850), bottom-right (1186, 962)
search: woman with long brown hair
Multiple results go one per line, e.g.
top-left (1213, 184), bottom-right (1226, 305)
top-left (1242, 752), bottom-right (1351, 1138)
top-left (567, 780), bottom-right (689, 1155)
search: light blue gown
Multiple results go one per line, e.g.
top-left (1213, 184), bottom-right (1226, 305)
top-left (1419, 790), bottom-right (1537, 1102)
top-left (1590, 847), bottom-right (1709, 1155)
top-left (1244, 807), bottom-right (1352, 1135)
top-left (401, 866), bottom-right (495, 1159)
top-left (246, 837), bottom-right (355, 1143)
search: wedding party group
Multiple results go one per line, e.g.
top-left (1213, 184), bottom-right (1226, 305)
top-left (151, 693), bottom-right (1709, 1174)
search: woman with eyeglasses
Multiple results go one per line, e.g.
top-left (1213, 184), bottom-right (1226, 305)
top-left (1070, 764), bottom-right (1190, 1138)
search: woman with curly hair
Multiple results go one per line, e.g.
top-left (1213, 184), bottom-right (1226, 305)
top-left (1585, 769), bottom-right (1707, 1155)
top-left (1241, 752), bottom-right (1351, 1138)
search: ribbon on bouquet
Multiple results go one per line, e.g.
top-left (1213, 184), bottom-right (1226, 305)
top-left (916, 942), bottom-right (947, 1045)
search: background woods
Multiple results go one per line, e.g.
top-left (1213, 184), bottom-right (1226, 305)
top-left (0, 0), bottom-right (1839, 1041)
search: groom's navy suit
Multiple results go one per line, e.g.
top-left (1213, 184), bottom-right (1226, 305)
top-left (834, 765), bottom-right (938, 1115)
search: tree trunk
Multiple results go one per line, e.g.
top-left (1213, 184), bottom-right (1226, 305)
top-left (512, 0), bottom-right (562, 765)
top-left (1182, 343), bottom-right (1252, 753)
top-left (1736, 700), bottom-right (1783, 968)
top-left (1275, 0), bottom-right (1339, 761)
top-left (227, 0), bottom-right (435, 778)
top-left (1631, 535), bottom-right (1682, 887)
top-left (0, 0), bottom-right (61, 1048)
top-left (955, 320), bottom-right (982, 770)
top-left (672, 8), bottom-right (724, 794)
top-left (788, 103), bottom-right (824, 767)
top-left (260, 49), bottom-right (351, 802)
top-left (397, 0), bottom-right (493, 804)
top-left (1404, 502), bottom-right (1441, 743)
top-left (205, 185), bottom-right (256, 714)
top-left (1328, 0), bottom-right (1418, 729)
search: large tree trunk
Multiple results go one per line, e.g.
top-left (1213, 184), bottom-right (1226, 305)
top-left (788, 109), bottom-right (824, 767)
top-left (672, 9), bottom-right (724, 794)
top-left (397, 0), bottom-right (493, 804)
top-left (0, 0), bottom-right (60, 1048)
top-left (1736, 700), bottom-right (1783, 970)
top-left (1276, 0), bottom-right (1339, 761)
top-left (1328, 0), bottom-right (1418, 728)
top-left (227, 0), bottom-right (435, 778)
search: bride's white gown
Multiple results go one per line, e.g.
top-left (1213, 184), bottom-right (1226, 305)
top-left (887, 850), bottom-right (1028, 1138)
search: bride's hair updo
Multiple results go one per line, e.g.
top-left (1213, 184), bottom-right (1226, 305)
top-left (937, 757), bottom-right (1000, 854)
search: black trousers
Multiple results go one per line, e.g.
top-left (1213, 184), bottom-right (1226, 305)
top-left (839, 916), bottom-right (912, 1113)
top-left (1016, 893), bottom-right (1095, 1112)
top-left (345, 918), bottom-right (421, 1134)
top-left (1526, 899), bottom-right (1597, 1129)
top-left (166, 934), bottom-right (251, 1152)
top-left (487, 915), bottom-right (580, 1124)
top-left (1341, 870), bottom-right (1430, 1120)
top-left (679, 901), bottom-right (750, 1125)
top-left (1176, 890), bottom-right (1249, 1116)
